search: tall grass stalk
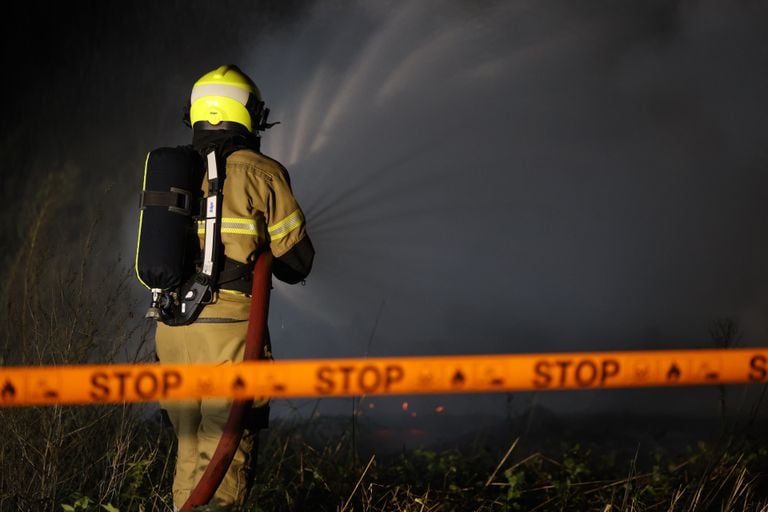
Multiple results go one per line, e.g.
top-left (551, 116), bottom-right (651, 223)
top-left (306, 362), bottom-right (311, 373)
top-left (0, 170), bottom-right (173, 511)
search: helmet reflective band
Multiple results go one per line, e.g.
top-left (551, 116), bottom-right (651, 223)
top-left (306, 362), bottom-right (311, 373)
top-left (189, 65), bottom-right (262, 132)
top-left (191, 84), bottom-right (252, 104)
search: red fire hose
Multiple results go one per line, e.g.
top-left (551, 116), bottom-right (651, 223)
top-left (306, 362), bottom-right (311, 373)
top-left (181, 250), bottom-right (273, 509)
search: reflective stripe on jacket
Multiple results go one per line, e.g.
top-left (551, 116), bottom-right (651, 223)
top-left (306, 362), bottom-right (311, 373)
top-left (199, 149), bottom-right (309, 265)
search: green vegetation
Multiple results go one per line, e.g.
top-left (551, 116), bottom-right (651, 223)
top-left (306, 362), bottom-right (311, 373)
top-left (2, 407), bottom-right (767, 511)
top-left (241, 416), bottom-right (768, 512)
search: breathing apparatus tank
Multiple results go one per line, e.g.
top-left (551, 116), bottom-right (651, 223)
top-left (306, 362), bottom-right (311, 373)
top-left (135, 145), bottom-right (205, 322)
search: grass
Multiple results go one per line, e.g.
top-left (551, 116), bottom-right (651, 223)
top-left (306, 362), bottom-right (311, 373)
top-left (2, 402), bottom-right (767, 512)
top-left (231, 412), bottom-right (768, 512)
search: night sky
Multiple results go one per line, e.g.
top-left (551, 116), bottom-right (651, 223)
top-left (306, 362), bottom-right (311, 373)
top-left (3, 0), bottom-right (768, 424)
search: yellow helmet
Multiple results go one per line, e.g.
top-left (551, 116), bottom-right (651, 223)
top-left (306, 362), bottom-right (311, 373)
top-left (189, 65), bottom-right (264, 132)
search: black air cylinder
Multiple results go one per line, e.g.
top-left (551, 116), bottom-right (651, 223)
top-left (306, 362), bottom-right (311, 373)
top-left (136, 146), bottom-right (203, 291)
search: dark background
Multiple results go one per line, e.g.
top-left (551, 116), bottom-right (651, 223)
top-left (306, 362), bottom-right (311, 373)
top-left (2, 0), bottom-right (767, 432)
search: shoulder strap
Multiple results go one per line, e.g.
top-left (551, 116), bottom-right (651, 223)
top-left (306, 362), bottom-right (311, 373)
top-left (200, 149), bottom-right (223, 280)
top-left (200, 137), bottom-right (260, 293)
top-left (159, 149), bottom-right (223, 326)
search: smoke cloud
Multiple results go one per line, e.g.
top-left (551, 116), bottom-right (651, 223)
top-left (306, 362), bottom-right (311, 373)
top-left (3, 0), bottom-right (767, 421)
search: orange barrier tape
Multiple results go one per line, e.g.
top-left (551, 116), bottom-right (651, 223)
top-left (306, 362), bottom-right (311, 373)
top-left (1, 348), bottom-right (767, 407)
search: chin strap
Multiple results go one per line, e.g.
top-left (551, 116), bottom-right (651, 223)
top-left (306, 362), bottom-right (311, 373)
top-left (255, 107), bottom-right (280, 131)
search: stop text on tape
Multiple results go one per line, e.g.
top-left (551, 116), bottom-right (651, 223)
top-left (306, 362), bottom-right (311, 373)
top-left (0, 349), bottom-right (766, 407)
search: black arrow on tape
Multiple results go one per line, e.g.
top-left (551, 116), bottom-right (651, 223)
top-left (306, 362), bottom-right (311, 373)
top-left (232, 376), bottom-right (246, 391)
top-left (1, 380), bottom-right (16, 400)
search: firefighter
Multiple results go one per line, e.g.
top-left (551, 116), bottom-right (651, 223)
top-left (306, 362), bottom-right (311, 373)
top-left (154, 64), bottom-right (315, 509)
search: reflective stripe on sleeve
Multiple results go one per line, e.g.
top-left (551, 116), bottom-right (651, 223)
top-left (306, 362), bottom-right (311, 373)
top-left (268, 209), bottom-right (304, 241)
top-left (197, 217), bottom-right (262, 236)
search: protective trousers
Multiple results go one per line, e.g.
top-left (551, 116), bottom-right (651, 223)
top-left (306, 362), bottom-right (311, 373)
top-left (155, 291), bottom-right (269, 508)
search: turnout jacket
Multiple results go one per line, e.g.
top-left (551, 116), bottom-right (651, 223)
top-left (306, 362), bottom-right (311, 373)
top-left (198, 148), bottom-right (314, 288)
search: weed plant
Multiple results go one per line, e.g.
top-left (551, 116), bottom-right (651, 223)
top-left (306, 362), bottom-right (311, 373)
top-left (233, 414), bottom-right (768, 512)
top-left (0, 171), bottom-right (173, 512)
